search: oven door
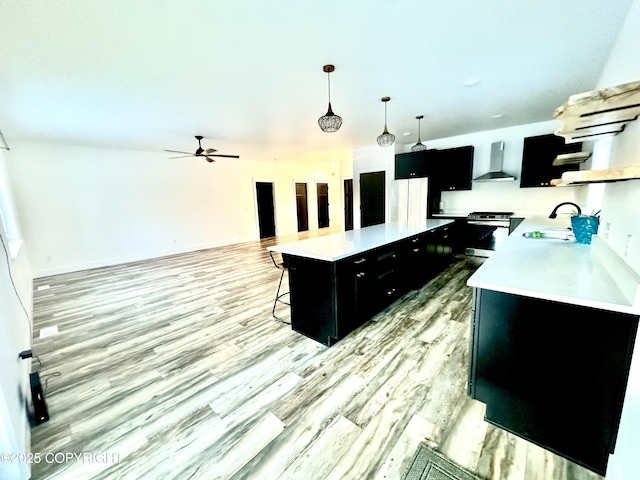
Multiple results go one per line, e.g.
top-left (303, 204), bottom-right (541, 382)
top-left (465, 224), bottom-right (509, 257)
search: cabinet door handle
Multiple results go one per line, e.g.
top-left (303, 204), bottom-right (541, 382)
top-left (387, 288), bottom-right (396, 296)
top-left (356, 272), bottom-right (366, 278)
top-left (412, 248), bottom-right (420, 253)
top-left (354, 258), bottom-right (367, 265)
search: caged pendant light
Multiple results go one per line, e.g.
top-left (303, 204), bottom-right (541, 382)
top-left (318, 64), bottom-right (343, 133)
top-left (411, 115), bottom-right (428, 152)
top-left (376, 97), bottom-right (395, 147)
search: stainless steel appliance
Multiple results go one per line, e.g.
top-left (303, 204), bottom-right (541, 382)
top-left (465, 211), bottom-right (514, 257)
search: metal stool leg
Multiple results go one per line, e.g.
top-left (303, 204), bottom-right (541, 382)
top-left (270, 251), bottom-right (290, 323)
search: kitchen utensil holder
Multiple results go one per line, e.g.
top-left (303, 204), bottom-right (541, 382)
top-left (571, 215), bottom-right (599, 244)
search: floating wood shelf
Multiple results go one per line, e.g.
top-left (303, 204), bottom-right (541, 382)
top-left (551, 166), bottom-right (640, 186)
top-left (554, 80), bottom-right (640, 143)
top-left (552, 151), bottom-right (592, 166)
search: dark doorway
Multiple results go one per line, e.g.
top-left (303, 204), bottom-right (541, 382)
top-left (295, 182), bottom-right (309, 232)
top-left (360, 171), bottom-right (385, 227)
top-left (317, 183), bottom-right (329, 228)
top-left (344, 179), bottom-right (354, 231)
top-left (256, 182), bottom-right (276, 238)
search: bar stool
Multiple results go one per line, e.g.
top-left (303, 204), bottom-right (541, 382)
top-left (269, 251), bottom-right (290, 323)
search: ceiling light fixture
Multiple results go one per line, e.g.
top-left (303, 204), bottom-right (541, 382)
top-left (376, 97), bottom-right (395, 147)
top-left (411, 115), bottom-right (427, 152)
top-left (318, 64), bottom-right (342, 133)
top-left (463, 78), bottom-right (481, 87)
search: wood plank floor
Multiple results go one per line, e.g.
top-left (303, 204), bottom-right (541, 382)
top-left (30, 228), bottom-right (603, 480)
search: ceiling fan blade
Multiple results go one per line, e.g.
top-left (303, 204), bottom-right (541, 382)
top-left (209, 154), bottom-right (240, 158)
top-left (205, 148), bottom-right (217, 154)
top-left (204, 156), bottom-right (216, 163)
top-left (164, 149), bottom-right (192, 155)
top-left (169, 155), bottom-right (194, 159)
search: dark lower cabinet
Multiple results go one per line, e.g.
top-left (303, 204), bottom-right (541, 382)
top-left (286, 225), bottom-right (453, 346)
top-left (468, 288), bottom-right (639, 476)
top-left (285, 256), bottom-right (338, 345)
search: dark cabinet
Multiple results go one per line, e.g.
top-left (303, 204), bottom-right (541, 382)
top-left (431, 146), bottom-right (474, 191)
top-left (394, 150), bottom-right (435, 179)
top-left (286, 255), bottom-right (338, 345)
top-left (468, 288), bottom-right (639, 476)
top-left (520, 134), bottom-right (582, 188)
top-left (396, 147), bottom-right (473, 197)
top-left (374, 248), bottom-right (401, 308)
top-left (350, 255), bottom-right (376, 327)
top-left (403, 235), bottom-right (428, 289)
top-left (337, 247), bottom-right (400, 332)
top-left (402, 225), bottom-right (454, 290)
top-left (287, 225), bottom-right (454, 346)
top-left (424, 224), bottom-right (453, 270)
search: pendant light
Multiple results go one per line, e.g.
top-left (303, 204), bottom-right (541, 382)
top-left (376, 97), bottom-right (395, 147)
top-left (411, 115), bottom-right (428, 152)
top-left (318, 64), bottom-right (343, 133)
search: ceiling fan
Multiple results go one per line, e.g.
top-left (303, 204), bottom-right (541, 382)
top-left (164, 135), bottom-right (240, 163)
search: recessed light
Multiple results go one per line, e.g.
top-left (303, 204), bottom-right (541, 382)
top-left (402, 132), bottom-right (412, 137)
top-left (492, 114), bottom-right (504, 119)
top-left (463, 78), bottom-right (481, 87)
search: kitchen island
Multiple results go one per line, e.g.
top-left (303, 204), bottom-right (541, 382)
top-left (467, 217), bottom-right (640, 476)
top-left (268, 218), bottom-right (454, 346)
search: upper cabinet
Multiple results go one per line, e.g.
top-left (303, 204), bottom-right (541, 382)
top-left (432, 146), bottom-right (474, 191)
top-left (395, 146), bottom-right (474, 191)
top-left (520, 134), bottom-right (582, 188)
top-left (394, 150), bottom-right (431, 179)
top-left (554, 80), bottom-right (640, 143)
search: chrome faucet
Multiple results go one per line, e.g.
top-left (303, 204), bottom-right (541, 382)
top-left (549, 202), bottom-right (582, 219)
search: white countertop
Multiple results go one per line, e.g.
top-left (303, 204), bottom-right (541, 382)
top-left (468, 217), bottom-right (640, 315)
top-left (268, 219), bottom-right (454, 262)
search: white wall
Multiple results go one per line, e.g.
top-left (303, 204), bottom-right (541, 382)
top-left (6, 141), bottom-right (342, 277)
top-left (0, 149), bottom-right (32, 480)
top-left (596, 0), bottom-right (640, 275)
top-left (591, 1), bottom-right (640, 478)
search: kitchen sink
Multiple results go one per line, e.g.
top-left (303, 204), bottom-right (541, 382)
top-left (522, 229), bottom-right (575, 241)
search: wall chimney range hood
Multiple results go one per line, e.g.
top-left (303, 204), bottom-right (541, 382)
top-left (473, 141), bottom-right (516, 182)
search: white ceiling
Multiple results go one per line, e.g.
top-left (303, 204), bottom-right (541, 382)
top-left (0, 0), bottom-right (633, 164)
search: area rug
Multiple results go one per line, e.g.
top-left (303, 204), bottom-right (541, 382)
top-left (403, 443), bottom-right (482, 480)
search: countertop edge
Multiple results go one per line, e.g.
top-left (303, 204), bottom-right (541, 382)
top-left (267, 219), bottom-right (454, 262)
top-left (467, 218), bottom-right (640, 315)
top-left (467, 279), bottom-right (640, 315)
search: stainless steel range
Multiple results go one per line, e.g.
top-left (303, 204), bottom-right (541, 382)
top-left (465, 211), bottom-right (514, 257)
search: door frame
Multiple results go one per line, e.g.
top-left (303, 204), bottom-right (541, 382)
top-left (359, 170), bottom-right (386, 228)
top-left (293, 179), bottom-right (312, 231)
top-left (253, 178), bottom-right (278, 238)
top-left (315, 180), bottom-right (330, 229)
top-left (343, 177), bottom-right (354, 231)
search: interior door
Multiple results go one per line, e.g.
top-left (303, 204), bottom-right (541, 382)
top-left (317, 182), bottom-right (329, 228)
top-left (295, 182), bottom-right (309, 232)
top-left (255, 182), bottom-right (276, 238)
top-left (360, 171), bottom-right (385, 227)
top-left (344, 178), bottom-right (354, 231)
